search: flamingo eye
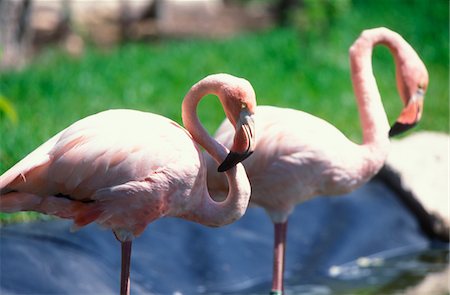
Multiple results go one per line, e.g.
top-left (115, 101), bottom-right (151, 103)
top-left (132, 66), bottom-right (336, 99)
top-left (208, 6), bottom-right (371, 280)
top-left (241, 103), bottom-right (247, 109)
top-left (418, 83), bottom-right (425, 90)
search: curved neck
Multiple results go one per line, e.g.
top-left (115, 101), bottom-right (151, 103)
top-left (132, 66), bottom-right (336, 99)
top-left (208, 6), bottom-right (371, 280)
top-left (349, 29), bottom-right (396, 147)
top-left (346, 28), bottom-right (416, 182)
top-left (182, 81), bottom-right (228, 162)
top-left (181, 79), bottom-right (250, 226)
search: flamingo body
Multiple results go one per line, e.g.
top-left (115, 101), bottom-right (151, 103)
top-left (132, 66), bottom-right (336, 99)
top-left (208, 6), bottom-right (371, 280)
top-left (1, 109), bottom-right (205, 239)
top-left (0, 73), bottom-right (258, 294)
top-left (208, 105), bottom-right (382, 222)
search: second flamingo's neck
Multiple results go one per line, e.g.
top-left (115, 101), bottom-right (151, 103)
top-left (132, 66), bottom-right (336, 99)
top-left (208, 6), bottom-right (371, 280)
top-left (349, 29), bottom-right (394, 149)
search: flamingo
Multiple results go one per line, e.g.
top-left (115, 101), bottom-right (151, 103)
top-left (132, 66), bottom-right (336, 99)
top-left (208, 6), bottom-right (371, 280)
top-left (0, 73), bottom-right (257, 295)
top-left (206, 27), bottom-right (429, 294)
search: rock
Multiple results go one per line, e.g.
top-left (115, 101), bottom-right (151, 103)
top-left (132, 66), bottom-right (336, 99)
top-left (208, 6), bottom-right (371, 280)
top-left (378, 131), bottom-right (449, 242)
top-left (403, 265), bottom-right (449, 295)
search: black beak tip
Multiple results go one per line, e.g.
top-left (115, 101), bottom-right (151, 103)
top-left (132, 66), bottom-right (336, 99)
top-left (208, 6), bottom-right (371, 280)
top-left (389, 122), bottom-right (417, 138)
top-left (217, 151), bottom-right (253, 172)
top-left (217, 164), bottom-right (229, 173)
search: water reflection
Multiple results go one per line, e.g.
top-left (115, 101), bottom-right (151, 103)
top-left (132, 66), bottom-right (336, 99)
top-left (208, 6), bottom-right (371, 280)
top-left (296, 248), bottom-right (448, 295)
top-left (228, 248), bottom-right (448, 295)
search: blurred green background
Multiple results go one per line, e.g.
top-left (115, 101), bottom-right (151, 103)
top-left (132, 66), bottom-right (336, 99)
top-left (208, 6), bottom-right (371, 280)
top-left (0, 0), bottom-right (449, 223)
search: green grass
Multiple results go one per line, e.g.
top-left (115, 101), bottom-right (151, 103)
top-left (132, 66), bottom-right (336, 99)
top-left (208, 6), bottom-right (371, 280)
top-left (0, 0), bottom-right (448, 223)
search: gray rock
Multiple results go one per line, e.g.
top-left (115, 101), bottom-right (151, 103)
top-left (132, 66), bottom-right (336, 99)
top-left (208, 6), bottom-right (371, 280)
top-left (378, 131), bottom-right (449, 242)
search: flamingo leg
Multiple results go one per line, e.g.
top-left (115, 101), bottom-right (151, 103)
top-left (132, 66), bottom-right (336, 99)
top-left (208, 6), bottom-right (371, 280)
top-left (120, 240), bottom-right (132, 295)
top-left (270, 221), bottom-right (287, 295)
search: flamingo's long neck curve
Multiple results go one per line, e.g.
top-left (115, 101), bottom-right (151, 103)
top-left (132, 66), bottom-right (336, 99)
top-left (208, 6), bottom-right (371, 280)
top-left (181, 76), bottom-right (251, 227)
top-left (350, 28), bottom-right (394, 147)
top-left (348, 28), bottom-right (420, 183)
top-left (349, 28), bottom-right (416, 176)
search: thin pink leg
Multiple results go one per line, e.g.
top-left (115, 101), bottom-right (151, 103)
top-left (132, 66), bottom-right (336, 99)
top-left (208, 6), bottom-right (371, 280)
top-left (271, 221), bottom-right (287, 295)
top-left (120, 241), bottom-right (132, 295)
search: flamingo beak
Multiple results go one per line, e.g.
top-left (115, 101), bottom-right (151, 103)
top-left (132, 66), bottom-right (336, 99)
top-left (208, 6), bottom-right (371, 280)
top-left (217, 109), bottom-right (255, 172)
top-left (389, 88), bottom-right (424, 137)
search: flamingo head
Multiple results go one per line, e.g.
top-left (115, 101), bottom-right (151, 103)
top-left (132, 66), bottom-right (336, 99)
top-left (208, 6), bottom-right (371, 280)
top-left (216, 75), bottom-right (257, 172)
top-left (389, 50), bottom-right (429, 137)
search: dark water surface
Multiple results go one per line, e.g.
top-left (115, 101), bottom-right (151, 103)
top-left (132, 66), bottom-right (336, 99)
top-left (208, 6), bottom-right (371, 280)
top-left (1, 178), bottom-right (448, 294)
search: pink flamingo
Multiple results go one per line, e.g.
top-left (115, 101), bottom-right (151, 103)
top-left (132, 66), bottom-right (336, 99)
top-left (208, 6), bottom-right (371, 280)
top-left (0, 73), bottom-right (257, 295)
top-left (206, 27), bottom-right (428, 294)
